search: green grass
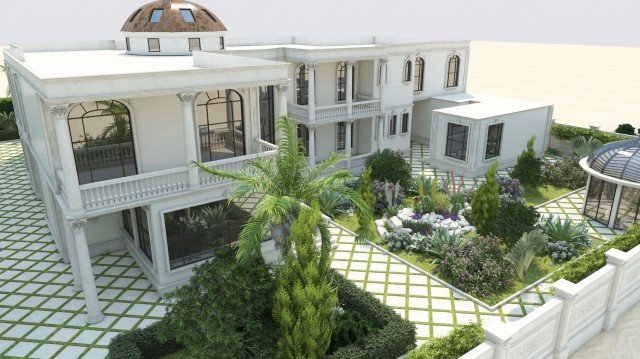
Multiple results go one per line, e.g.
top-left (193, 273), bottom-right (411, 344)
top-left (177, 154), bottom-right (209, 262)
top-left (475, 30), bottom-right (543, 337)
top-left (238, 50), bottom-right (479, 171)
top-left (522, 185), bottom-right (573, 206)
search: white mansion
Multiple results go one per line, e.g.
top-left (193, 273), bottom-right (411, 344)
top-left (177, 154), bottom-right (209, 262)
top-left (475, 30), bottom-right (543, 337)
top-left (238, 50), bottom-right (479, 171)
top-left (3, 0), bottom-right (553, 324)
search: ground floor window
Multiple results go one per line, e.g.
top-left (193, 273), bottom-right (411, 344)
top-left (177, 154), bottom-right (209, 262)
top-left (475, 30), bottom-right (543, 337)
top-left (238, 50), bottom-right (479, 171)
top-left (614, 186), bottom-right (640, 230)
top-left (584, 177), bottom-right (617, 225)
top-left (135, 207), bottom-right (153, 262)
top-left (445, 123), bottom-right (469, 161)
top-left (122, 210), bottom-right (134, 239)
top-left (389, 115), bottom-right (397, 136)
top-left (401, 113), bottom-right (409, 134)
top-left (485, 123), bottom-right (503, 159)
top-left (297, 124), bottom-right (310, 155)
top-left (336, 122), bottom-right (353, 150)
top-left (164, 200), bottom-right (251, 269)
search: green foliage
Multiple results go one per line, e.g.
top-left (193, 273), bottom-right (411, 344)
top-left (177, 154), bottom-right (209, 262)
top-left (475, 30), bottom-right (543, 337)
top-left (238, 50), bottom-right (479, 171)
top-left (432, 192), bottom-right (452, 214)
top-left (329, 310), bottom-right (378, 354)
top-left (412, 194), bottom-right (435, 214)
top-left (407, 324), bottom-right (484, 359)
top-left (327, 272), bottom-right (416, 359)
top-left (426, 227), bottom-right (463, 264)
top-left (449, 192), bottom-right (467, 215)
top-left (0, 111), bottom-right (18, 141)
top-left (366, 148), bottom-right (412, 189)
top-left (615, 123), bottom-right (636, 135)
top-left (108, 321), bottom-right (183, 359)
top-left (571, 136), bottom-right (603, 157)
top-left (160, 247), bottom-right (277, 359)
top-left (471, 162), bottom-right (500, 235)
top-left (506, 230), bottom-right (548, 280)
top-left (318, 191), bottom-right (347, 219)
top-left (538, 216), bottom-right (590, 246)
top-left (551, 224), bottom-right (640, 283)
top-left (412, 175), bottom-right (434, 197)
top-left (511, 136), bottom-right (543, 187)
top-left (357, 167), bottom-right (375, 212)
top-left (542, 155), bottom-right (587, 189)
top-left (274, 209), bottom-right (338, 359)
top-left (0, 97), bottom-right (13, 114)
top-left (551, 123), bottom-right (632, 144)
top-left (493, 198), bottom-right (540, 247)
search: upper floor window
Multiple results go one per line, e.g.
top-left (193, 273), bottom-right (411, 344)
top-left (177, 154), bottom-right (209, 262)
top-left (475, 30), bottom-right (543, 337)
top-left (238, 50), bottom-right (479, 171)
top-left (259, 86), bottom-right (276, 144)
top-left (196, 90), bottom-right (245, 162)
top-left (180, 9), bottom-right (196, 23)
top-left (149, 9), bottom-right (163, 23)
top-left (446, 55), bottom-right (460, 88)
top-left (337, 62), bottom-right (355, 101)
top-left (148, 38), bottom-right (160, 52)
top-left (414, 58), bottom-right (424, 92)
top-left (295, 64), bottom-right (310, 106)
top-left (445, 122), bottom-right (468, 161)
top-left (404, 60), bottom-right (412, 83)
top-left (401, 113), bottom-right (410, 134)
top-left (188, 38), bottom-right (201, 52)
top-left (67, 101), bottom-right (137, 185)
top-left (377, 61), bottom-right (383, 86)
top-left (122, 210), bottom-right (134, 239)
top-left (389, 115), bottom-right (398, 136)
top-left (485, 123), bottom-right (504, 159)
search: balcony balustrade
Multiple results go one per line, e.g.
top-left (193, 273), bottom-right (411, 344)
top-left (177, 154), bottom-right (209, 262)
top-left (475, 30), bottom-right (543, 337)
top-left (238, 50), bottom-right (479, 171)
top-left (287, 98), bottom-right (381, 125)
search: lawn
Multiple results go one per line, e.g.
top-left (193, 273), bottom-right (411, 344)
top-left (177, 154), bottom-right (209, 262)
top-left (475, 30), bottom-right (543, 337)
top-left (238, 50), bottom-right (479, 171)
top-left (522, 184), bottom-right (574, 206)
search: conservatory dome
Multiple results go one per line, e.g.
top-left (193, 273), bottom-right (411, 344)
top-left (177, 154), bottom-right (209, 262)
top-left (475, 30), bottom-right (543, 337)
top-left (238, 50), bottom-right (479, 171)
top-left (585, 138), bottom-right (640, 184)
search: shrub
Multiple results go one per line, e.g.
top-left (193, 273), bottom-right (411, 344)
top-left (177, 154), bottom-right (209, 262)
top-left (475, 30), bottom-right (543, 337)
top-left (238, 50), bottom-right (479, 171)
top-left (551, 224), bottom-right (640, 283)
top-left (551, 123), bottom-right (632, 144)
top-left (497, 176), bottom-right (521, 200)
top-left (407, 324), bottom-right (484, 359)
top-left (432, 192), bottom-right (452, 214)
top-left (471, 162), bottom-right (500, 235)
top-left (328, 272), bottom-right (416, 359)
top-left (436, 236), bottom-right (513, 298)
top-left (402, 219), bottom-right (432, 236)
top-left (372, 180), bottom-right (404, 213)
top-left (0, 97), bottom-right (13, 114)
top-left (412, 195), bottom-right (435, 214)
top-left (449, 192), bottom-right (467, 214)
top-left (542, 155), bottom-right (587, 189)
top-left (615, 123), bottom-right (636, 135)
top-left (357, 167), bottom-right (375, 212)
top-left (366, 149), bottom-right (412, 189)
top-left (319, 191), bottom-right (348, 219)
top-left (383, 230), bottom-right (413, 252)
top-left (538, 216), bottom-right (591, 247)
top-left (506, 230), bottom-right (548, 280)
top-left (411, 175), bottom-right (434, 197)
top-left (511, 136), bottom-right (543, 187)
top-left (329, 310), bottom-right (378, 354)
top-left (493, 197), bottom-right (540, 247)
top-left (109, 321), bottom-right (183, 359)
top-left (160, 247), bottom-right (278, 359)
top-left (427, 227), bottom-right (463, 264)
top-left (547, 241), bottom-right (579, 264)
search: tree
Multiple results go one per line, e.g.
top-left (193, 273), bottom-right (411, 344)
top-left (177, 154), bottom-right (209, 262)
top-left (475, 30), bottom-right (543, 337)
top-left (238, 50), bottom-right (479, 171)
top-left (365, 148), bottom-right (412, 189)
top-left (615, 123), bottom-right (635, 136)
top-left (194, 115), bottom-right (375, 265)
top-left (273, 208), bottom-right (338, 359)
top-left (510, 136), bottom-right (542, 187)
top-left (471, 162), bottom-right (500, 235)
top-left (357, 167), bottom-right (375, 212)
top-left (571, 136), bottom-right (603, 158)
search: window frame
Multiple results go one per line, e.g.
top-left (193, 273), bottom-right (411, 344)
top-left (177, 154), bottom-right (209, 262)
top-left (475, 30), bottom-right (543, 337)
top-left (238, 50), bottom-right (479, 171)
top-left (125, 37), bottom-right (131, 52)
top-left (148, 38), bottom-right (160, 53)
top-left (149, 8), bottom-right (164, 23)
top-left (401, 113), bottom-right (410, 134)
top-left (122, 209), bottom-right (134, 239)
top-left (180, 8), bottom-right (196, 23)
top-left (195, 90), bottom-right (246, 162)
top-left (484, 123), bottom-right (504, 159)
top-left (446, 55), bottom-right (460, 88)
top-left (414, 57), bottom-right (424, 92)
top-left (295, 64), bottom-right (310, 106)
top-left (389, 115), bottom-right (398, 137)
top-left (336, 62), bottom-right (355, 102)
top-left (259, 86), bottom-right (276, 144)
top-left (445, 122), bottom-right (469, 161)
top-left (219, 37), bottom-right (225, 50)
top-left (188, 38), bottom-right (201, 52)
top-left (135, 207), bottom-right (153, 262)
top-left (403, 60), bottom-right (412, 83)
top-left (336, 122), bottom-right (354, 151)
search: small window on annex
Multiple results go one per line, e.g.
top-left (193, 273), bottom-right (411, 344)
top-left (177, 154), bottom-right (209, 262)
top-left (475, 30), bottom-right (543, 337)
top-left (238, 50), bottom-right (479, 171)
top-left (401, 113), bottom-right (409, 134)
top-left (389, 115), bottom-right (398, 136)
top-left (297, 124), bottom-right (310, 155)
top-left (614, 186), bottom-right (640, 230)
top-left (414, 58), bottom-right (424, 92)
top-left (180, 8), bottom-right (196, 23)
top-left (125, 37), bottom-right (131, 52)
top-left (148, 38), bottom-right (160, 52)
top-left (67, 101), bottom-right (137, 185)
top-left (164, 199), bottom-right (251, 269)
top-left (485, 123), bottom-right (504, 159)
top-left (149, 9), bottom-right (163, 23)
top-left (584, 177), bottom-right (618, 226)
top-left (195, 90), bottom-right (245, 162)
top-left (446, 55), bottom-right (460, 88)
top-left (188, 38), bottom-right (201, 52)
top-left (219, 37), bottom-right (225, 50)
top-left (445, 123), bottom-right (469, 161)
top-left (295, 64), bottom-right (310, 105)
top-left (259, 86), bottom-right (276, 144)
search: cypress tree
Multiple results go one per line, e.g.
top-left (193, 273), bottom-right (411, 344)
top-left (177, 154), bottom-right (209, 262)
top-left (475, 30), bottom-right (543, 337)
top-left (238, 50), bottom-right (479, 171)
top-left (471, 162), bottom-right (500, 235)
top-left (511, 135), bottom-right (543, 187)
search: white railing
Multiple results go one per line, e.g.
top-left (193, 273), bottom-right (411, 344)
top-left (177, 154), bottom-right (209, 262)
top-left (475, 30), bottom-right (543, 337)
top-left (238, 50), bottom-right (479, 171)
top-left (287, 104), bottom-right (309, 122)
top-left (352, 99), bottom-right (381, 117)
top-left (80, 167), bottom-right (189, 210)
top-left (257, 139), bottom-right (278, 152)
top-left (199, 150), bottom-right (278, 187)
top-left (287, 98), bottom-right (381, 125)
top-left (73, 142), bottom-right (135, 171)
top-left (316, 104), bottom-right (348, 123)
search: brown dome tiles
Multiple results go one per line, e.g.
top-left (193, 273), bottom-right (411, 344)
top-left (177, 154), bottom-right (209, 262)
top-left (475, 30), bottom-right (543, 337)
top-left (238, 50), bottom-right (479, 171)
top-left (121, 0), bottom-right (226, 33)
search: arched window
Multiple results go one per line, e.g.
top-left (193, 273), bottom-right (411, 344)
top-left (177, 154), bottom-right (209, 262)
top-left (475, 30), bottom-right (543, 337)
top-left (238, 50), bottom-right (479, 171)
top-left (195, 90), bottom-right (245, 162)
top-left (446, 55), bottom-right (460, 88)
top-left (67, 100), bottom-right (137, 185)
top-left (295, 64), bottom-right (309, 105)
top-left (404, 60), bottom-right (412, 83)
top-left (414, 57), bottom-right (424, 92)
top-left (337, 62), bottom-right (355, 101)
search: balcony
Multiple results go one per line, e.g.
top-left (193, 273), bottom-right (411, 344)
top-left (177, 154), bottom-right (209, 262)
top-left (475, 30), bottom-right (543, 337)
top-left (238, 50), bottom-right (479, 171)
top-left (287, 98), bottom-right (381, 125)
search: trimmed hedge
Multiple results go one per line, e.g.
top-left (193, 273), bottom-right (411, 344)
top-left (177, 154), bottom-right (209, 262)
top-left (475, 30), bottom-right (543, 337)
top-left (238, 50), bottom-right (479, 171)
top-left (328, 272), bottom-right (416, 359)
top-left (407, 323), bottom-right (484, 359)
top-left (108, 321), bottom-right (183, 359)
top-left (551, 224), bottom-right (640, 283)
top-left (551, 123), bottom-right (633, 144)
top-left (0, 97), bottom-right (13, 114)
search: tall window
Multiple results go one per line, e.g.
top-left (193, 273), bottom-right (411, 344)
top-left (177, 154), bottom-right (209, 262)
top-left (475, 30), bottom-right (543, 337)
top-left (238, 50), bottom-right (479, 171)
top-left (122, 210), bottom-right (134, 239)
top-left (404, 60), bottom-right (412, 82)
top-left (67, 101), bottom-right (137, 185)
top-left (125, 37), bottom-right (131, 52)
top-left (414, 58), bottom-right (424, 92)
top-left (446, 55), bottom-right (460, 88)
top-left (148, 38), bottom-right (160, 52)
top-left (445, 123), bottom-right (469, 161)
top-left (336, 122), bottom-right (353, 151)
top-left (259, 86), bottom-right (276, 144)
top-left (195, 90), bottom-right (245, 162)
top-left (188, 38), bottom-right (201, 52)
top-left (485, 123), bottom-right (504, 159)
top-left (401, 113), bottom-right (409, 134)
top-left (164, 200), bottom-right (251, 269)
top-left (297, 124), bottom-right (310, 155)
top-left (135, 207), bottom-right (152, 262)
top-left (219, 37), bottom-right (225, 50)
top-left (389, 115), bottom-right (398, 136)
top-left (337, 62), bottom-right (355, 101)
top-left (614, 186), bottom-right (640, 230)
top-left (295, 64), bottom-right (310, 105)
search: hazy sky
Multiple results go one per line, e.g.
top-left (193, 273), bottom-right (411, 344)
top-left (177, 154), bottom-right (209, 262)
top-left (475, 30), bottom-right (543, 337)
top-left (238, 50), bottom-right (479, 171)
top-left (1, 0), bottom-right (639, 46)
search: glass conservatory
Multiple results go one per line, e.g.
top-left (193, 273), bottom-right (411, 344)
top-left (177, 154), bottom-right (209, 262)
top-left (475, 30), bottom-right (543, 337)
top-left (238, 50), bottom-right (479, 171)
top-left (580, 138), bottom-right (640, 230)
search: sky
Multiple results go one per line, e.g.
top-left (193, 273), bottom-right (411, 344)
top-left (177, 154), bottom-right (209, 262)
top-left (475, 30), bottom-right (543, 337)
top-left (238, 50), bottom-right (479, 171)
top-left (1, 0), bottom-right (639, 46)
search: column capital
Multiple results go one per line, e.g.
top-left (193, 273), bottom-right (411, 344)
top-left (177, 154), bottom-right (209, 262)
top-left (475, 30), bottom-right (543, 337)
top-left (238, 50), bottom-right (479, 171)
top-left (275, 83), bottom-right (290, 92)
top-left (71, 219), bottom-right (87, 233)
top-left (177, 92), bottom-right (196, 104)
top-left (345, 119), bottom-right (355, 125)
top-left (346, 60), bottom-right (355, 67)
top-left (378, 58), bottom-right (388, 65)
top-left (307, 124), bottom-right (318, 131)
top-left (305, 62), bottom-right (317, 70)
top-left (49, 104), bottom-right (70, 118)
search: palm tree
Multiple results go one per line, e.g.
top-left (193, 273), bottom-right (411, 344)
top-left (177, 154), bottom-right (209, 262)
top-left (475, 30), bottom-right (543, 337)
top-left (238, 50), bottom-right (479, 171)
top-left (194, 115), bottom-right (375, 264)
top-left (96, 101), bottom-right (132, 140)
top-left (572, 136), bottom-right (603, 158)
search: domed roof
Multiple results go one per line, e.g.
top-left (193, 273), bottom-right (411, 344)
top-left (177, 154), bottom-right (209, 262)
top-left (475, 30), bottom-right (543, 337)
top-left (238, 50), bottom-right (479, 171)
top-left (122, 0), bottom-right (226, 33)
top-left (587, 138), bottom-right (640, 183)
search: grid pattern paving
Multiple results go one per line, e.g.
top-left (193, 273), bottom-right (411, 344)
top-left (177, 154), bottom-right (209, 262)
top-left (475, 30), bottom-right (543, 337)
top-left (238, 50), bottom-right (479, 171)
top-left (0, 140), bottom-right (166, 359)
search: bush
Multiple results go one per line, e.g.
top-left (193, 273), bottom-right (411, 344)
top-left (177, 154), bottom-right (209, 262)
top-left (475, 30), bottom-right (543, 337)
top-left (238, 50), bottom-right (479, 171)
top-left (366, 149), bottom-right (412, 189)
top-left (383, 231), bottom-right (425, 253)
top-left (372, 180), bottom-right (405, 213)
top-left (547, 241), bottom-right (579, 264)
top-left (551, 224), bottom-right (640, 283)
top-left (542, 155), bottom-right (587, 189)
top-left (493, 197), bottom-right (540, 247)
top-left (511, 136), bottom-right (543, 187)
top-left (328, 272), bottom-right (416, 359)
top-left (615, 123), bottom-right (636, 135)
top-left (402, 219), bottom-right (432, 236)
top-left (497, 176), bottom-right (521, 200)
top-left (551, 123), bottom-right (632, 144)
top-left (538, 216), bottom-right (591, 248)
top-left (407, 324), bottom-right (484, 359)
top-left (160, 247), bottom-right (278, 359)
top-left (108, 321), bottom-right (183, 359)
top-left (435, 236), bottom-right (513, 298)
top-left (0, 98), bottom-right (13, 114)
top-left (471, 162), bottom-right (500, 235)
top-left (329, 310), bottom-right (378, 354)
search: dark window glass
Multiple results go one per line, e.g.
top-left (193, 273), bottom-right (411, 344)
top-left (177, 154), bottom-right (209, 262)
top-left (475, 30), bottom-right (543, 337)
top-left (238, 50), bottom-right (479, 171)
top-left (164, 200), bottom-right (251, 269)
top-left (295, 64), bottom-right (309, 105)
top-left (149, 9), bottom-right (163, 23)
top-left (122, 210), bottom-right (134, 239)
top-left (219, 37), bottom-right (225, 50)
top-left (404, 60), bottom-right (412, 82)
top-left (446, 55), bottom-right (460, 88)
top-left (297, 124), bottom-right (309, 155)
top-left (196, 90), bottom-right (245, 162)
top-left (414, 58), bottom-right (424, 92)
top-left (259, 86), bottom-right (276, 144)
top-left (204, 9), bottom-right (218, 22)
top-left (188, 38), bottom-right (201, 52)
top-left (584, 177), bottom-right (617, 226)
top-left (180, 9), bottom-right (195, 23)
top-left (129, 8), bottom-right (142, 22)
top-left (125, 37), bottom-right (130, 52)
top-left (336, 122), bottom-right (346, 150)
top-left (401, 113), bottom-right (409, 134)
top-left (615, 186), bottom-right (640, 230)
top-left (389, 115), bottom-right (398, 136)
top-left (445, 123), bottom-right (468, 160)
top-left (337, 62), bottom-right (347, 101)
top-left (67, 101), bottom-right (138, 185)
top-left (148, 38), bottom-right (160, 52)
top-left (135, 207), bottom-right (152, 262)
top-left (485, 123), bottom-right (503, 159)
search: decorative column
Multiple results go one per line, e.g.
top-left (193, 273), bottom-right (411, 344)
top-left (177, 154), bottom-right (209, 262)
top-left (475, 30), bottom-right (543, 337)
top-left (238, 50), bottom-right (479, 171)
top-left (377, 115), bottom-right (385, 150)
top-left (71, 219), bottom-right (104, 324)
top-left (378, 58), bottom-right (388, 111)
top-left (177, 93), bottom-right (200, 189)
top-left (275, 84), bottom-right (289, 142)
top-left (50, 104), bottom-right (83, 214)
top-left (604, 248), bottom-right (630, 331)
top-left (346, 120), bottom-right (353, 169)
top-left (346, 61), bottom-right (354, 118)
top-left (308, 125), bottom-right (316, 166)
top-left (307, 63), bottom-right (316, 125)
top-left (552, 280), bottom-right (579, 359)
top-left (64, 223), bottom-right (83, 292)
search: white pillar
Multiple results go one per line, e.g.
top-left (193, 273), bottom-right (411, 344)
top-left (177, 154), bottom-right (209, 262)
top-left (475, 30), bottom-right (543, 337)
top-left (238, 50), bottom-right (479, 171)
top-left (608, 185), bottom-right (623, 228)
top-left (581, 174), bottom-right (591, 213)
top-left (177, 93), bottom-right (200, 189)
top-left (276, 84), bottom-right (289, 118)
top-left (71, 219), bottom-right (104, 324)
top-left (377, 115), bottom-right (385, 150)
top-left (346, 61), bottom-right (354, 118)
top-left (346, 120), bottom-right (353, 169)
top-left (308, 125), bottom-right (316, 166)
top-left (64, 222), bottom-right (83, 292)
top-left (307, 63), bottom-right (316, 125)
top-left (50, 104), bottom-right (83, 215)
top-left (553, 280), bottom-right (579, 359)
top-left (604, 248), bottom-right (630, 331)
top-left (378, 58), bottom-right (387, 111)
